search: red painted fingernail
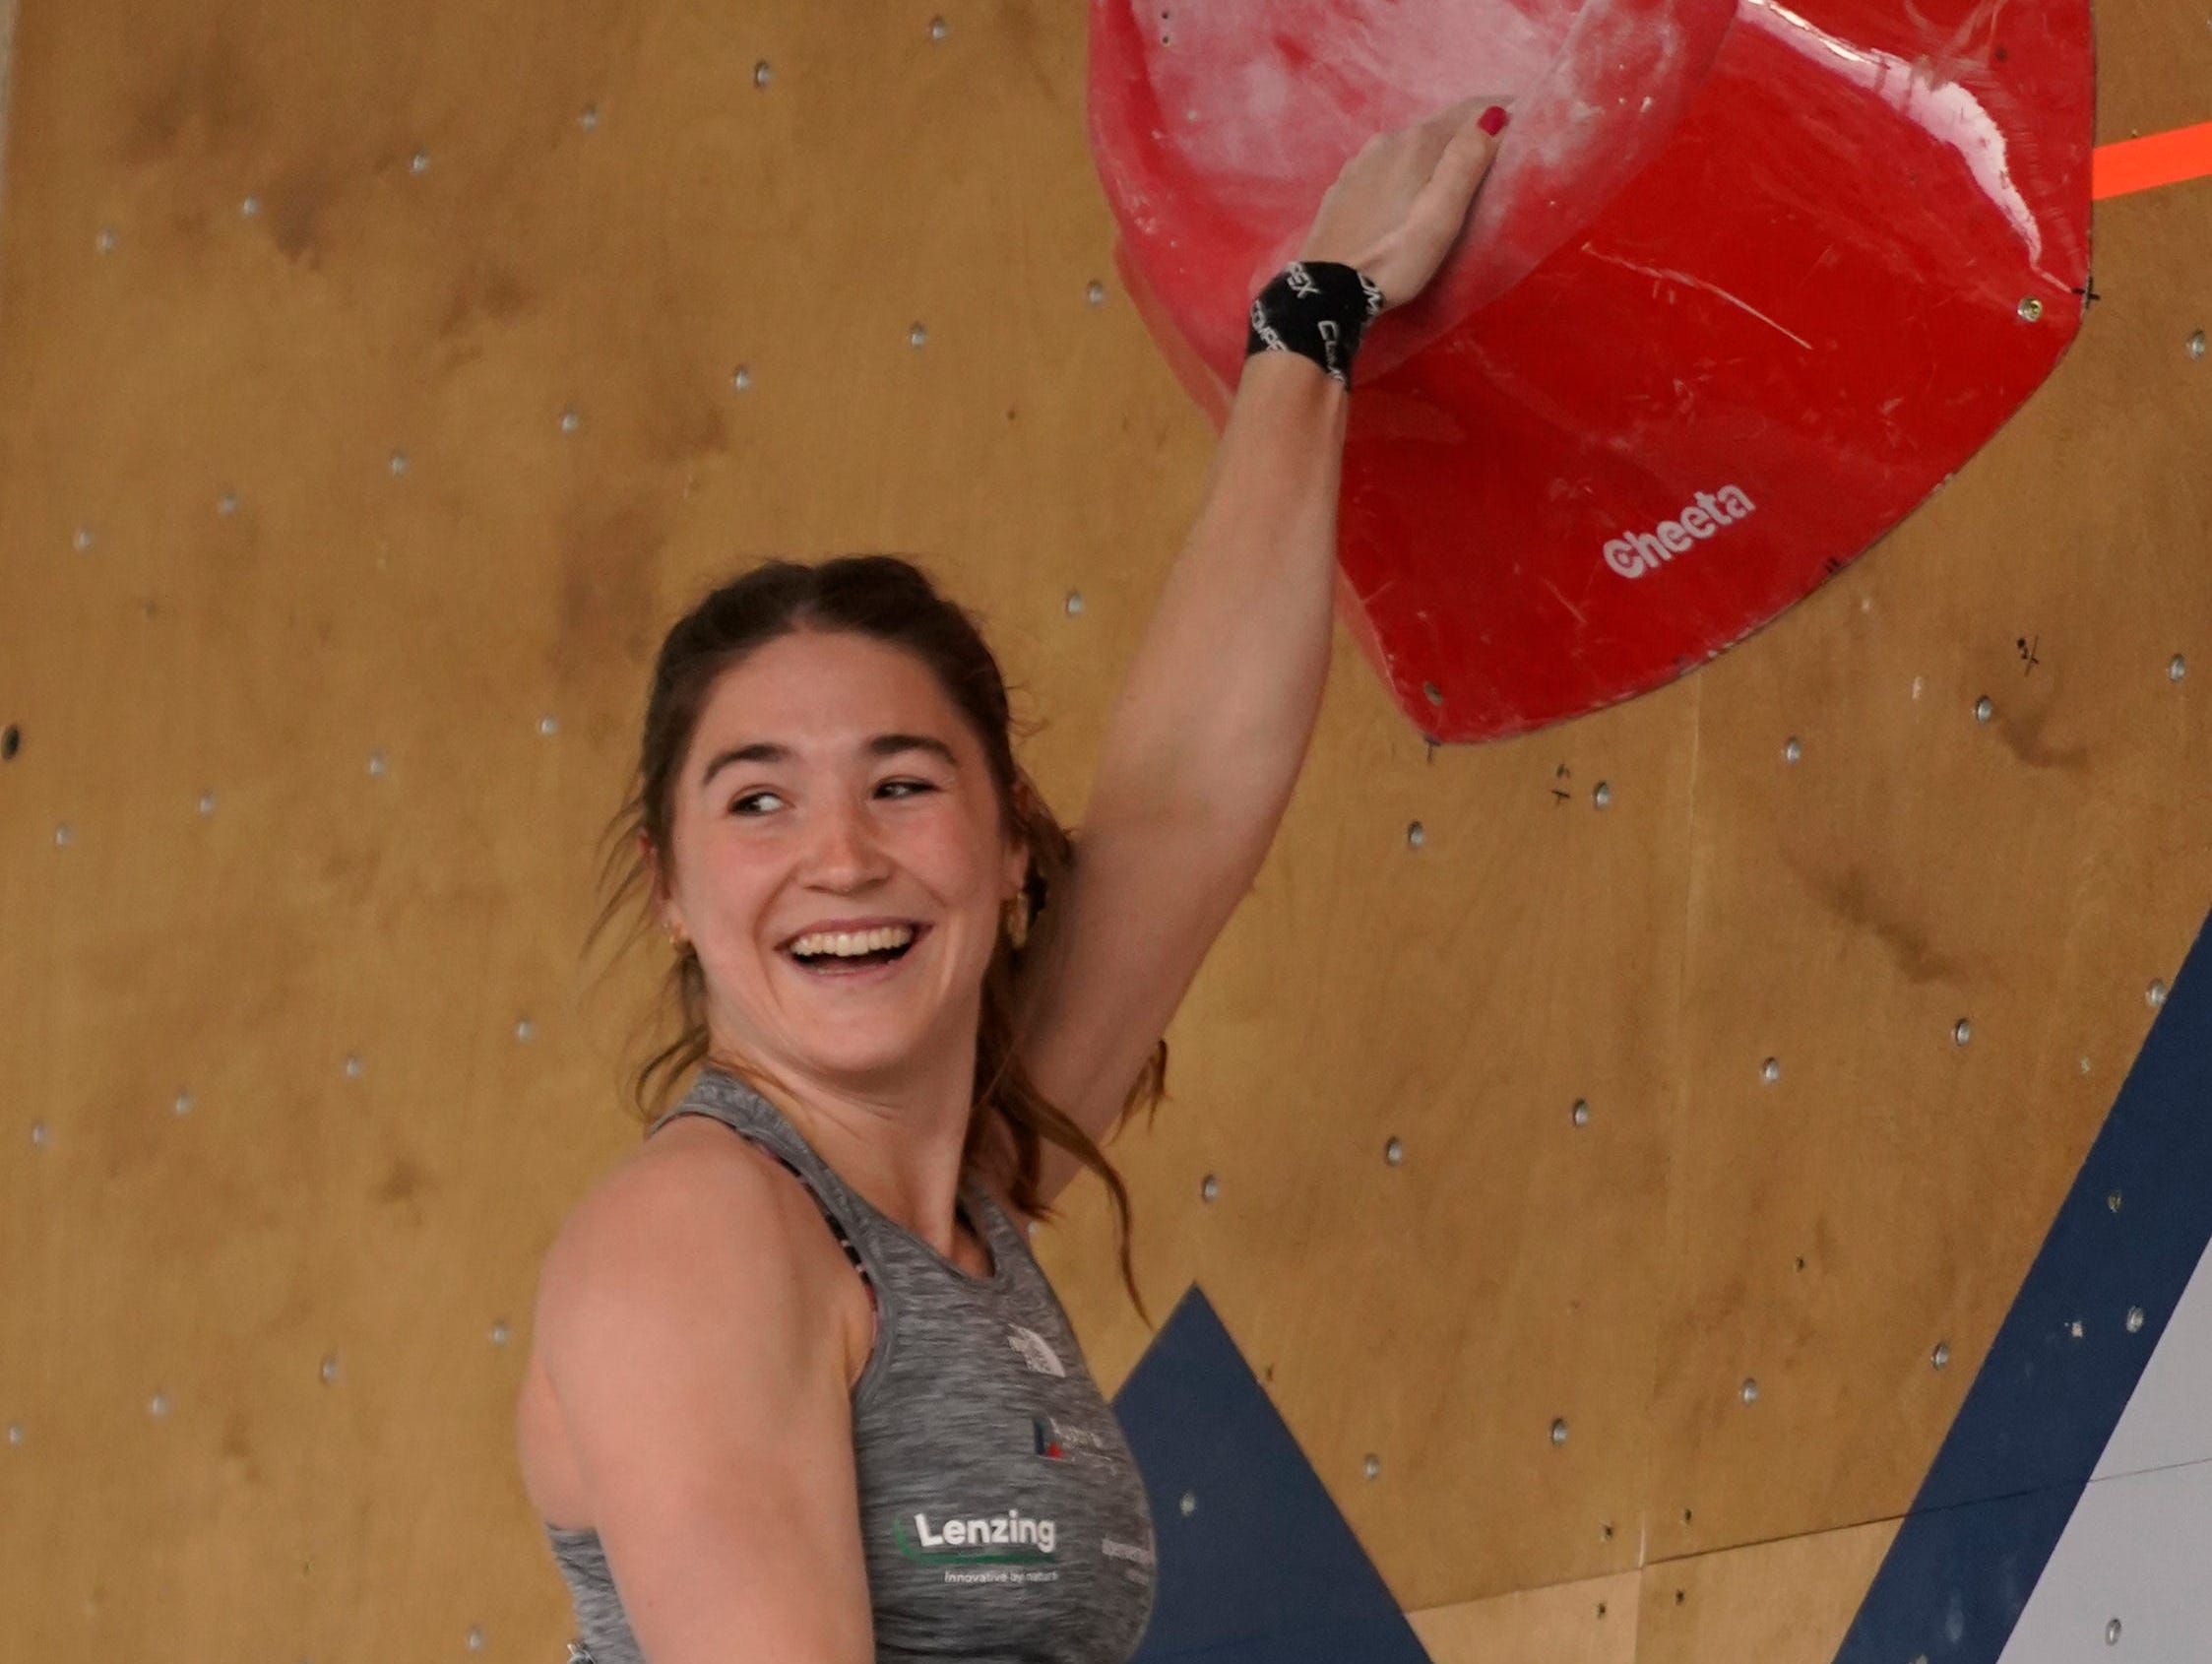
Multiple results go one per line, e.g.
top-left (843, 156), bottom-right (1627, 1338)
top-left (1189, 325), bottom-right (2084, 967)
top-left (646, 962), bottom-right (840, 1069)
top-left (1479, 104), bottom-right (1509, 136)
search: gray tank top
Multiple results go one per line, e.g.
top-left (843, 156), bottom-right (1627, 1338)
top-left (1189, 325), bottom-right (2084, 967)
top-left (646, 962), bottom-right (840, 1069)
top-left (543, 1064), bottom-right (1159, 1663)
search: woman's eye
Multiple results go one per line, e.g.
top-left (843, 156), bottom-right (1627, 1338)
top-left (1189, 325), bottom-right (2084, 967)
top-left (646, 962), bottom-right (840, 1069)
top-left (728, 781), bottom-right (933, 815)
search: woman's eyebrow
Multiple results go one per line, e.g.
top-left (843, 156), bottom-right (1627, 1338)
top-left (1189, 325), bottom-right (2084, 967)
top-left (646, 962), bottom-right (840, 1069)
top-left (698, 734), bottom-right (958, 790)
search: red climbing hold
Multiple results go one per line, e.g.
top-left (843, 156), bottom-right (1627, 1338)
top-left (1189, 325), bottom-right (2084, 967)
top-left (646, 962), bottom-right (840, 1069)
top-left (1089, 0), bottom-right (2093, 739)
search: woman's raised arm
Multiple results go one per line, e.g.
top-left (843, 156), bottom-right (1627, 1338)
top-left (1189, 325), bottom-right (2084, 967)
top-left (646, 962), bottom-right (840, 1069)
top-left (1004, 100), bottom-right (1512, 1197)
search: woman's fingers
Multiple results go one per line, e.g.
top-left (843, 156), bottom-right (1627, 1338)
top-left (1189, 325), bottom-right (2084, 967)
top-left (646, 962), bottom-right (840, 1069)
top-left (1296, 93), bottom-right (1515, 308)
top-left (1420, 97), bottom-right (1510, 192)
top-left (1414, 103), bottom-right (1505, 223)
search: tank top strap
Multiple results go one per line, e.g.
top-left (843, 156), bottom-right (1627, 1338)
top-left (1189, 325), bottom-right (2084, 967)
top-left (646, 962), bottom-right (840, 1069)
top-left (955, 1164), bottom-right (1024, 1270)
top-left (649, 1066), bottom-right (885, 1320)
top-left (648, 1063), bottom-right (1019, 1293)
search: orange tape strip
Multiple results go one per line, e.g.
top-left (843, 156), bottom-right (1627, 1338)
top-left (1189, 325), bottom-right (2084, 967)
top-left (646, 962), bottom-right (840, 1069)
top-left (2093, 120), bottom-right (2212, 200)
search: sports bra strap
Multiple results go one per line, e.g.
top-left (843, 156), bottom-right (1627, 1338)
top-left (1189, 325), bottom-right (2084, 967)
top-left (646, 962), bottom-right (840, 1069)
top-left (756, 1142), bottom-right (880, 1331)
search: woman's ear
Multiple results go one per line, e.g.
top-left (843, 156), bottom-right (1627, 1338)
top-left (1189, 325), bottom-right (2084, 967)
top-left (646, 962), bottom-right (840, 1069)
top-left (1003, 777), bottom-right (1038, 899)
top-left (639, 829), bottom-right (679, 928)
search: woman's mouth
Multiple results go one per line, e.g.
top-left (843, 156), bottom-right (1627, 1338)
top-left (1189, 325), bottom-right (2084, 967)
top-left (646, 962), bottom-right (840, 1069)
top-left (783, 923), bottom-right (927, 981)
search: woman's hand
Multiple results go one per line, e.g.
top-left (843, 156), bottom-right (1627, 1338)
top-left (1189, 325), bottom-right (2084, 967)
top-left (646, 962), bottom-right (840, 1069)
top-left (1296, 97), bottom-right (1511, 314)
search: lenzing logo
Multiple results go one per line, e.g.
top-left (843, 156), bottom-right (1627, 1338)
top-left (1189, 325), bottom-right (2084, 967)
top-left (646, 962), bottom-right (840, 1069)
top-left (895, 1506), bottom-right (1059, 1563)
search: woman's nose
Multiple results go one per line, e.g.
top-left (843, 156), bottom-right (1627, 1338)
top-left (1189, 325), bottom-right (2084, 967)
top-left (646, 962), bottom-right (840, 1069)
top-left (807, 797), bottom-right (888, 879)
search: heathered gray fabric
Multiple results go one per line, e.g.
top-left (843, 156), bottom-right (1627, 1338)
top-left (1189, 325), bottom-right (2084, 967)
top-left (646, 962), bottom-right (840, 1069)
top-left (544, 1063), bottom-right (1159, 1663)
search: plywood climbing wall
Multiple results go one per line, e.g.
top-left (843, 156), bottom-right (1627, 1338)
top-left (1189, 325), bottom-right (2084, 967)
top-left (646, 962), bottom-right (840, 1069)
top-left (2, 2), bottom-right (2209, 1662)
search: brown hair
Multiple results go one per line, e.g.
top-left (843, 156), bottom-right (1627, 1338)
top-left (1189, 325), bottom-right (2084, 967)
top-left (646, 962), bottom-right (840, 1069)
top-left (585, 554), bottom-right (1166, 1327)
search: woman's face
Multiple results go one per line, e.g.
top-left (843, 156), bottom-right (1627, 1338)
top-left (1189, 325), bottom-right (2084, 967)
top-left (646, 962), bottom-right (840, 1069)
top-left (654, 628), bottom-right (1028, 1093)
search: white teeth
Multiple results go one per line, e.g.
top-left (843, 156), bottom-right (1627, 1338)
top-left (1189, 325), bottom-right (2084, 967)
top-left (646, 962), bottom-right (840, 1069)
top-left (789, 925), bottom-right (917, 958)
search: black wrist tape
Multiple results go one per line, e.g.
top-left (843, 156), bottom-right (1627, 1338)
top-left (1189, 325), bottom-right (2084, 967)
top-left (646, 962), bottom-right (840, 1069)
top-left (1244, 261), bottom-right (1387, 389)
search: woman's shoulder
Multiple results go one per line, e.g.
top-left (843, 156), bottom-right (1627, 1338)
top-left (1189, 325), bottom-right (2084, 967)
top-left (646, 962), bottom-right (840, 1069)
top-left (547, 1114), bottom-right (845, 1301)
top-left (518, 1114), bottom-right (875, 1550)
top-left (579, 1098), bottom-right (1040, 1257)
top-left (536, 1114), bottom-right (875, 1385)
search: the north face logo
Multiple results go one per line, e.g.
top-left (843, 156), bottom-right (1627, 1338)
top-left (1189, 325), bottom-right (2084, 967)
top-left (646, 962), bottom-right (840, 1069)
top-left (1007, 1324), bottom-right (1066, 1376)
